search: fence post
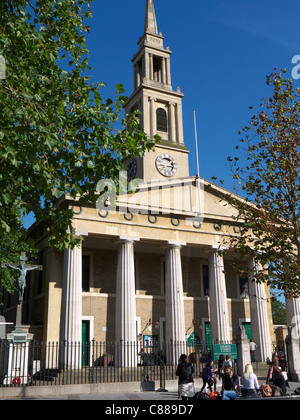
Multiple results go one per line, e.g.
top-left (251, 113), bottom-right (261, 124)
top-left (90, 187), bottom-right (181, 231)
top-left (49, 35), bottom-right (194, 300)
top-left (285, 327), bottom-right (300, 382)
top-left (156, 350), bottom-right (168, 392)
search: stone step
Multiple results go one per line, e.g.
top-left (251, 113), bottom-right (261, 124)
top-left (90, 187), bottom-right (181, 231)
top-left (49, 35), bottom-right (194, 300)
top-left (252, 362), bottom-right (268, 378)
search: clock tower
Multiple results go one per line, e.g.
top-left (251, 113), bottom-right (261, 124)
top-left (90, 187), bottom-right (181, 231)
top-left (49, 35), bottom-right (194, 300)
top-left (124, 0), bottom-right (189, 182)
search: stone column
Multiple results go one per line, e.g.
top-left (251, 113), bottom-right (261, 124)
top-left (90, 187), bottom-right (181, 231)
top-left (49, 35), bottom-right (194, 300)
top-left (208, 246), bottom-right (231, 344)
top-left (115, 236), bottom-right (139, 367)
top-left (176, 102), bottom-right (184, 145)
top-left (149, 97), bottom-right (156, 139)
top-left (149, 53), bottom-right (154, 80)
top-left (285, 296), bottom-right (300, 381)
top-left (165, 241), bottom-right (186, 362)
top-left (248, 258), bottom-right (272, 362)
top-left (166, 57), bottom-right (171, 86)
top-left (286, 296), bottom-right (300, 331)
top-left (60, 233), bottom-right (87, 368)
top-left (169, 102), bottom-right (176, 143)
top-left (145, 52), bottom-right (150, 80)
top-left (161, 57), bottom-right (166, 84)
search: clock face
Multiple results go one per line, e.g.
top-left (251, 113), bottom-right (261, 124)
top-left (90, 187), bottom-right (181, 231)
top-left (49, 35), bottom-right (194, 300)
top-left (126, 157), bottom-right (137, 181)
top-left (155, 154), bottom-right (177, 177)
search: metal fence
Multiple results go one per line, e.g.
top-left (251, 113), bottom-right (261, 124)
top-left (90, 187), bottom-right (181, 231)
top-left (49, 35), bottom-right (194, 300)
top-left (0, 339), bottom-right (225, 387)
top-left (0, 338), bottom-right (287, 387)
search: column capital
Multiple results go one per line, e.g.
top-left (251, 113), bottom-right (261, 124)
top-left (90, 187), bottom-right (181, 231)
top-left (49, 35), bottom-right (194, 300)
top-left (209, 244), bottom-right (227, 254)
top-left (164, 240), bottom-right (186, 249)
top-left (117, 236), bottom-right (140, 245)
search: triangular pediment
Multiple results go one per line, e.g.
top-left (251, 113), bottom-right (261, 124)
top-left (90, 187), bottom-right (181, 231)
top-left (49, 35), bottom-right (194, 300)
top-left (116, 176), bottom-right (243, 224)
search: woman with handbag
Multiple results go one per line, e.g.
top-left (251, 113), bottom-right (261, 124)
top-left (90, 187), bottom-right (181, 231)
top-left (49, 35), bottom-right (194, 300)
top-left (176, 354), bottom-right (195, 400)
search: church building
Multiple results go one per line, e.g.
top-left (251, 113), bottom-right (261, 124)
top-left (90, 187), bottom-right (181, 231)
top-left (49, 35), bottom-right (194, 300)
top-left (1, 0), bottom-right (276, 364)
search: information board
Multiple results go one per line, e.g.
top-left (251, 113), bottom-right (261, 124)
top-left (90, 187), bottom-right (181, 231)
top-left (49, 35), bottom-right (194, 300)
top-left (213, 343), bottom-right (238, 360)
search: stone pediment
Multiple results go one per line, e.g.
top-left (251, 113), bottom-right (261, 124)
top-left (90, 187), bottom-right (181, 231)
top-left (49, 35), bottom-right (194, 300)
top-left (116, 176), bottom-right (242, 225)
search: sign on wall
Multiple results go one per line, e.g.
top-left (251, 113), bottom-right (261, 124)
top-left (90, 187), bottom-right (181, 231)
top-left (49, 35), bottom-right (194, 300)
top-left (213, 344), bottom-right (238, 360)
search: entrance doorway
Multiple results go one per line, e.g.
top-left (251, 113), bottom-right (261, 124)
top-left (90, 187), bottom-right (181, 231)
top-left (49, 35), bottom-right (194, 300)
top-left (242, 322), bottom-right (252, 340)
top-left (82, 320), bottom-right (90, 367)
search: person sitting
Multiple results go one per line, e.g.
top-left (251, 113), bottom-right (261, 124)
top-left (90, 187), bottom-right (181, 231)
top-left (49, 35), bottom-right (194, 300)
top-left (241, 364), bottom-right (260, 398)
top-left (268, 365), bottom-right (287, 395)
top-left (221, 366), bottom-right (241, 400)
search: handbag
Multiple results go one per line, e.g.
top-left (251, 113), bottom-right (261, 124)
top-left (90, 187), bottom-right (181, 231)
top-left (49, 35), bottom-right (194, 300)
top-left (270, 385), bottom-right (282, 397)
top-left (260, 384), bottom-right (272, 397)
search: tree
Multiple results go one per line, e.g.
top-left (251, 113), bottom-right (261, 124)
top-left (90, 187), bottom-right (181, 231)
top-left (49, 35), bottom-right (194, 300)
top-left (219, 69), bottom-right (300, 298)
top-left (0, 0), bottom-right (154, 255)
top-left (271, 297), bottom-right (287, 326)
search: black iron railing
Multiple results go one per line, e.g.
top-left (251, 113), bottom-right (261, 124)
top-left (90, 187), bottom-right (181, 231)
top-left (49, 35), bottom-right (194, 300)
top-left (0, 338), bottom-right (286, 387)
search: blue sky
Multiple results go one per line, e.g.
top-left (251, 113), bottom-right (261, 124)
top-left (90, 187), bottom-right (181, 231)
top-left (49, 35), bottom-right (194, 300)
top-left (84, 0), bottom-right (300, 191)
top-left (24, 0), bottom-right (300, 231)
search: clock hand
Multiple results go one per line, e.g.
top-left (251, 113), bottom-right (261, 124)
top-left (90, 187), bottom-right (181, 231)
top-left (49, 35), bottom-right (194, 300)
top-left (159, 163), bottom-right (173, 169)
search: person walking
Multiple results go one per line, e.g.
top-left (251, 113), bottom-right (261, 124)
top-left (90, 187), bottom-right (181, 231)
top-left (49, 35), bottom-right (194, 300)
top-left (200, 360), bottom-right (215, 393)
top-left (221, 365), bottom-right (241, 400)
top-left (218, 354), bottom-right (225, 378)
top-left (249, 340), bottom-right (257, 362)
top-left (221, 354), bottom-right (232, 371)
top-left (176, 354), bottom-right (195, 400)
top-left (241, 364), bottom-right (260, 398)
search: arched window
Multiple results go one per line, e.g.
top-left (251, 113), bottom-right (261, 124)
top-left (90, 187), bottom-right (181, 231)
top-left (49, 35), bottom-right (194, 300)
top-left (156, 108), bottom-right (168, 132)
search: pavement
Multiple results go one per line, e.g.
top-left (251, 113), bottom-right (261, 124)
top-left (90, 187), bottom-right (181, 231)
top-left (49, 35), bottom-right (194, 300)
top-left (1, 378), bottom-right (300, 401)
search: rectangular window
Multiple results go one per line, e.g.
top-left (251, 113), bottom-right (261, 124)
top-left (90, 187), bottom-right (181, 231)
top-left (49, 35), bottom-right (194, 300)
top-left (153, 55), bottom-right (162, 82)
top-left (82, 255), bottom-right (90, 292)
top-left (156, 108), bottom-right (168, 132)
top-left (137, 59), bottom-right (143, 86)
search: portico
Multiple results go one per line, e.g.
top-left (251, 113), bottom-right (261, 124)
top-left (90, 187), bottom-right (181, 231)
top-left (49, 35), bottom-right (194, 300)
top-left (50, 199), bottom-right (274, 362)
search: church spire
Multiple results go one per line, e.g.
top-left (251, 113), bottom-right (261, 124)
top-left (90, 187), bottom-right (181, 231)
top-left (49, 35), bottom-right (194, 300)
top-left (144, 0), bottom-right (158, 35)
top-left (124, 0), bottom-right (188, 181)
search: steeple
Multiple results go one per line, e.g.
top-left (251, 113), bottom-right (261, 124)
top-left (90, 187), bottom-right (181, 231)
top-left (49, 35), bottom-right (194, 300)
top-left (124, 0), bottom-right (189, 182)
top-left (144, 0), bottom-right (158, 35)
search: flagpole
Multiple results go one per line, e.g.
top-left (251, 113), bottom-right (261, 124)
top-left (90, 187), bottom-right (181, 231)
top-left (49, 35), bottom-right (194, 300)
top-left (194, 110), bottom-right (201, 217)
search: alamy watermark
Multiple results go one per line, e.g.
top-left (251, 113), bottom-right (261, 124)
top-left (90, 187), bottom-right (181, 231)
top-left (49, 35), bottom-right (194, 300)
top-left (292, 55), bottom-right (300, 80)
top-left (95, 171), bottom-right (204, 225)
top-left (290, 314), bottom-right (300, 341)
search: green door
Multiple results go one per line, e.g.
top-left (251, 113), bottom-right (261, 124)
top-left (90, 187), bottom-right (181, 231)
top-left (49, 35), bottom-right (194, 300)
top-left (82, 320), bottom-right (90, 367)
top-left (242, 322), bottom-right (252, 340)
top-left (205, 322), bottom-right (212, 351)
